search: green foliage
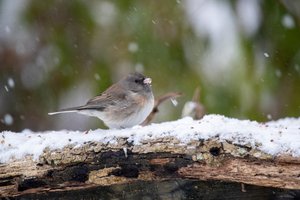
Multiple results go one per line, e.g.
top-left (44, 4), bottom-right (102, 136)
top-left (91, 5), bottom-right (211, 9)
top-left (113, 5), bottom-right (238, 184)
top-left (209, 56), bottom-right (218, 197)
top-left (0, 0), bottom-right (299, 131)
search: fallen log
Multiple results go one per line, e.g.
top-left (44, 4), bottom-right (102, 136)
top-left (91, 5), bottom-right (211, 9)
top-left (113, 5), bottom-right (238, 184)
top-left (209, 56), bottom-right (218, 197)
top-left (0, 115), bottom-right (299, 197)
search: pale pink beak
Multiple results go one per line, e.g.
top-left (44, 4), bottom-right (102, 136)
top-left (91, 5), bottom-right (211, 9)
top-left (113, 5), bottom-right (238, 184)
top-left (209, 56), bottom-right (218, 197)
top-left (143, 78), bottom-right (152, 85)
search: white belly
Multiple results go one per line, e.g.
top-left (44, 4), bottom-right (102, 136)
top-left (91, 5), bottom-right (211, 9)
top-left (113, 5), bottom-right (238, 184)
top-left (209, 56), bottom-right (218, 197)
top-left (79, 95), bottom-right (154, 129)
top-left (106, 95), bottom-right (154, 128)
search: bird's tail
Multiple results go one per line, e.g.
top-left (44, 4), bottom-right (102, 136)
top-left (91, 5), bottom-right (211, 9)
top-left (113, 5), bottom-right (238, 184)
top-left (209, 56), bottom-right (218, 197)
top-left (48, 106), bottom-right (82, 115)
top-left (48, 104), bottom-right (105, 115)
top-left (48, 110), bottom-right (77, 115)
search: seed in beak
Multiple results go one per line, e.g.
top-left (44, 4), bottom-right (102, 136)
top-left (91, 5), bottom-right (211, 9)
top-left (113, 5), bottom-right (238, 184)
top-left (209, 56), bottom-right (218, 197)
top-left (143, 78), bottom-right (152, 85)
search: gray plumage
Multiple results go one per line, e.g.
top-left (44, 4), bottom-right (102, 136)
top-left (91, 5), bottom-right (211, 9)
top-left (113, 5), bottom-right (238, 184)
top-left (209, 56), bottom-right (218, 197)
top-left (49, 72), bottom-right (154, 129)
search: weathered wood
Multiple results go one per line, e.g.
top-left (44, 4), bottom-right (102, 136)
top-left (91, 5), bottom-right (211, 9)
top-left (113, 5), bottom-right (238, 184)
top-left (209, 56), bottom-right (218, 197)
top-left (10, 180), bottom-right (300, 200)
top-left (0, 136), bottom-right (299, 197)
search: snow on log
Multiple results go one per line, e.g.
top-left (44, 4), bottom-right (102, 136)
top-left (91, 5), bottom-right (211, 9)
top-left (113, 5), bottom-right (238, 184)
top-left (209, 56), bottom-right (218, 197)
top-left (0, 114), bottom-right (300, 197)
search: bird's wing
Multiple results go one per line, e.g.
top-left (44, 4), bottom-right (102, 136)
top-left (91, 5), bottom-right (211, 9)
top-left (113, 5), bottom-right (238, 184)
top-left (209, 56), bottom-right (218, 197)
top-left (50, 84), bottom-right (128, 114)
top-left (48, 94), bottom-right (112, 114)
top-left (81, 84), bottom-right (127, 111)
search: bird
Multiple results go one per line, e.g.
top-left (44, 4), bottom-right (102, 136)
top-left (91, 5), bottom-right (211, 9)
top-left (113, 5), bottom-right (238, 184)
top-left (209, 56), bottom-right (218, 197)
top-left (48, 72), bottom-right (154, 129)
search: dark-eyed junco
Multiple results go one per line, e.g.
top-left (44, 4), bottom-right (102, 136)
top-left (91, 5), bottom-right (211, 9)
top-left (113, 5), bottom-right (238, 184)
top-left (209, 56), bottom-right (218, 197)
top-left (49, 72), bottom-right (154, 129)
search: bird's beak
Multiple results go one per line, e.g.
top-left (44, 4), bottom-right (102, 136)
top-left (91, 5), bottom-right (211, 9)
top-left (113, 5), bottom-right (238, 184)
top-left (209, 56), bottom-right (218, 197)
top-left (143, 78), bottom-right (152, 85)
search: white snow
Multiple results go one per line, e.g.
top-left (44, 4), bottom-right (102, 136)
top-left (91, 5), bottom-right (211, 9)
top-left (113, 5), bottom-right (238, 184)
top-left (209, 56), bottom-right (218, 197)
top-left (7, 77), bottom-right (15, 88)
top-left (267, 114), bottom-right (272, 120)
top-left (134, 63), bottom-right (144, 72)
top-left (2, 114), bottom-right (14, 126)
top-left (170, 98), bottom-right (178, 106)
top-left (94, 73), bottom-right (101, 81)
top-left (264, 52), bottom-right (269, 58)
top-left (282, 14), bottom-right (295, 29)
top-left (128, 42), bottom-right (138, 53)
top-left (0, 114), bottom-right (300, 163)
top-left (91, 1), bottom-right (116, 27)
top-left (4, 85), bottom-right (9, 92)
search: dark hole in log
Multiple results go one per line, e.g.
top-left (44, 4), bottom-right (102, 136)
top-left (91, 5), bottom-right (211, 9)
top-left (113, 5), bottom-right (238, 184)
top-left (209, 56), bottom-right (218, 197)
top-left (209, 147), bottom-right (220, 156)
top-left (110, 165), bottom-right (139, 178)
top-left (18, 178), bottom-right (47, 191)
top-left (63, 165), bottom-right (89, 182)
top-left (149, 164), bottom-right (157, 172)
top-left (50, 165), bottom-right (89, 182)
top-left (46, 170), bottom-right (54, 178)
top-left (95, 150), bottom-right (127, 167)
top-left (164, 163), bottom-right (179, 174)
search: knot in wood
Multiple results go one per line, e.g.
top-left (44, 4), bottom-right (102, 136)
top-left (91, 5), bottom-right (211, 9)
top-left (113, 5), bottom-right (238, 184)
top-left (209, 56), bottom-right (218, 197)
top-left (209, 147), bottom-right (221, 156)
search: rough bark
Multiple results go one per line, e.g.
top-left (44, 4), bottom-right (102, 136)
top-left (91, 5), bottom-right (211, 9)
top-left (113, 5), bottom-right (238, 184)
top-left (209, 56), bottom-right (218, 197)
top-left (0, 136), bottom-right (299, 197)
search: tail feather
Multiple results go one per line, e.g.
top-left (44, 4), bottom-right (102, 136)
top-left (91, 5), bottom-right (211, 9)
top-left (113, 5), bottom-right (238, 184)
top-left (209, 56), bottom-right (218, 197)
top-left (48, 106), bottom-right (83, 115)
top-left (48, 104), bottom-right (105, 115)
top-left (48, 110), bottom-right (78, 115)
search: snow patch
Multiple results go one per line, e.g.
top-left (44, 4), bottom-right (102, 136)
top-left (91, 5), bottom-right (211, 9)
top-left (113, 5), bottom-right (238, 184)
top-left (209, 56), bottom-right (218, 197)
top-left (0, 114), bottom-right (300, 163)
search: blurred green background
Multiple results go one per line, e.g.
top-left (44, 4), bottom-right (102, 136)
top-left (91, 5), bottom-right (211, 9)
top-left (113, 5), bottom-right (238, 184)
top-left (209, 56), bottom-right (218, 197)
top-left (0, 0), bottom-right (299, 131)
